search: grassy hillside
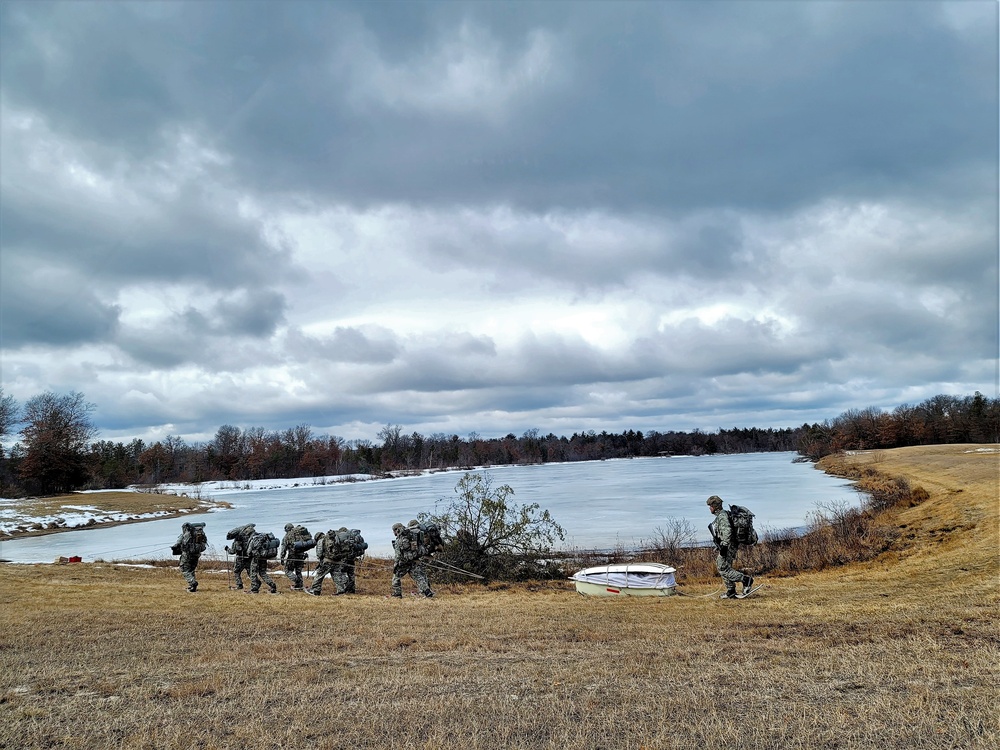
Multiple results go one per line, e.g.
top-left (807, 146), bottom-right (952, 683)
top-left (0, 445), bottom-right (996, 749)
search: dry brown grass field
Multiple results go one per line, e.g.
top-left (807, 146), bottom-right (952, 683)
top-left (0, 445), bottom-right (997, 750)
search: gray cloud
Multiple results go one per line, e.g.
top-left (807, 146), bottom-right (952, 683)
top-left (0, 258), bottom-right (121, 347)
top-left (209, 290), bottom-right (287, 338)
top-left (0, 1), bottom-right (995, 446)
top-left (4, 2), bottom-right (992, 213)
top-left (284, 327), bottom-right (401, 365)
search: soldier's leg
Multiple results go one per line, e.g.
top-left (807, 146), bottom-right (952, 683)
top-left (180, 557), bottom-right (197, 590)
top-left (234, 557), bottom-right (249, 589)
top-left (410, 562), bottom-right (433, 597)
top-left (309, 561), bottom-right (330, 594)
top-left (291, 561), bottom-right (304, 589)
top-left (249, 558), bottom-right (262, 593)
top-left (391, 565), bottom-right (404, 597)
top-left (716, 550), bottom-right (744, 595)
top-left (332, 561), bottom-right (350, 594)
top-left (345, 562), bottom-right (357, 594)
top-left (259, 562), bottom-right (276, 593)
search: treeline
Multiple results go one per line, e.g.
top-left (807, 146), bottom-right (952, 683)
top-left (0, 388), bottom-right (995, 496)
top-left (798, 392), bottom-right (999, 459)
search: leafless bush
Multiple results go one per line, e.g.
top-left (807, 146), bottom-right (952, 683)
top-left (642, 517), bottom-right (698, 560)
top-left (743, 526), bottom-right (797, 572)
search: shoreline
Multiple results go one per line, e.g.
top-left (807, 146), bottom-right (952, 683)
top-left (0, 459), bottom-right (612, 541)
top-left (0, 502), bottom-right (229, 541)
top-left (0, 494), bottom-right (232, 542)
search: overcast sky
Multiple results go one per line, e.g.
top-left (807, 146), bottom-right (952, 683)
top-left (1, 1), bottom-right (997, 447)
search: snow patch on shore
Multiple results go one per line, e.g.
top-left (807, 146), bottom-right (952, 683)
top-left (0, 465), bottom-right (488, 537)
top-left (150, 473), bottom-right (380, 496)
top-left (0, 501), bottom-right (197, 536)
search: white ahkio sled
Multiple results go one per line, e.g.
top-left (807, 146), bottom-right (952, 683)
top-left (569, 563), bottom-right (677, 597)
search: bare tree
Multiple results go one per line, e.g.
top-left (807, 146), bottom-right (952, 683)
top-left (0, 388), bottom-right (18, 449)
top-left (19, 391), bottom-right (96, 495)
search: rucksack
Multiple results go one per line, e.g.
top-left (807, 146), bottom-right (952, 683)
top-left (323, 529), bottom-right (368, 561)
top-left (412, 521), bottom-right (443, 556)
top-left (337, 528), bottom-right (368, 559)
top-left (727, 505), bottom-right (759, 547)
top-left (288, 525), bottom-right (316, 554)
top-left (226, 524), bottom-right (256, 543)
top-left (248, 531), bottom-right (280, 559)
top-left (192, 526), bottom-right (208, 553)
top-left (174, 524), bottom-right (207, 555)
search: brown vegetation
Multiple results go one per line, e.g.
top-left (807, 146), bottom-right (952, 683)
top-left (0, 445), bottom-right (997, 749)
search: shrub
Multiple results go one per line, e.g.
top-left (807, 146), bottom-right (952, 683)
top-left (422, 472), bottom-right (566, 582)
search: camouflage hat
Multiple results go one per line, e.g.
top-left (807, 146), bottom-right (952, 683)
top-left (706, 495), bottom-right (723, 507)
top-left (314, 531), bottom-right (325, 541)
top-left (392, 523), bottom-right (404, 534)
top-left (338, 526), bottom-right (348, 532)
top-left (408, 519), bottom-right (419, 527)
top-left (284, 523), bottom-right (294, 532)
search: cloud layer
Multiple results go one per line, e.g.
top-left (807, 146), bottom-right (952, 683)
top-left (1, 1), bottom-right (996, 445)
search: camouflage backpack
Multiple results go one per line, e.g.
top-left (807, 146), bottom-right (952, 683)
top-left (727, 505), bottom-right (759, 547)
top-left (322, 529), bottom-right (363, 561)
top-left (175, 523), bottom-right (207, 555)
top-left (411, 521), bottom-right (443, 556)
top-left (290, 525), bottom-right (316, 554)
top-left (226, 523), bottom-right (256, 544)
top-left (334, 528), bottom-right (368, 559)
top-left (248, 531), bottom-right (280, 559)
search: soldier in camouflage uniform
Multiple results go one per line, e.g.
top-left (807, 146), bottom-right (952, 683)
top-left (225, 523), bottom-right (255, 590)
top-left (224, 536), bottom-right (250, 590)
top-left (173, 522), bottom-right (207, 592)
top-left (306, 531), bottom-right (335, 596)
top-left (280, 523), bottom-right (310, 591)
top-left (330, 527), bottom-right (367, 595)
top-left (707, 495), bottom-right (754, 599)
top-left (390, 522), bottom-right (433, 598)
top-left (248, 532), bottom-right (278, 594)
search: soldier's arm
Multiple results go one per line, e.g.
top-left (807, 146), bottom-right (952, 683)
top-left (717, 512), bottom-right (734, 548)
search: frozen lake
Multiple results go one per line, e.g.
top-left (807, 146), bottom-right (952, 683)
top-left (0, 452), bottom-right (858, 563)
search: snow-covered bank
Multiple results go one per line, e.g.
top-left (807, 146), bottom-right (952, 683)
top-left (0, 500), bottom-right (209, 537)
top-left (151, 473), bottom-right (380, 496)
top-left (0, 469), bottom-right (453, 537)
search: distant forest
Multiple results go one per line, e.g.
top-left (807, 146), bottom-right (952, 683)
top-left (0, 390), bottom-right (996, 496)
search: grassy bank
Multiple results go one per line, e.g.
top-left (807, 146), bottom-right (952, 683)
top-left (0, 490), bottom-right (231, 539)
top-left (0, 445), bottom-right (996, 749)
